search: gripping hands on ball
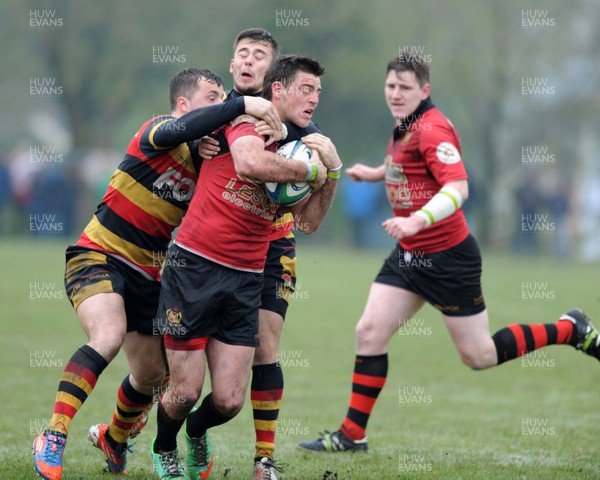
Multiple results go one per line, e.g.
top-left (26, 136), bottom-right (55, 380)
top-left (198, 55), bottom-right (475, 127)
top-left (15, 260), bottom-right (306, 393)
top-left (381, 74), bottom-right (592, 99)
top-left (264, 140), bottom-right (327, 206)
top-left (307, 152), bottom-right (327, 191)
top-left (301, 133), bottom-right (342, 179)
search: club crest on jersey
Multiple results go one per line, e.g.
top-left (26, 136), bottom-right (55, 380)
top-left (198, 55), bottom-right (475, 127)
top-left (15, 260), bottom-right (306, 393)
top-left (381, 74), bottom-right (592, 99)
top-left (436, 142), bottom-right (461, 164)
top-left (230, 114), bottom-right (259, 126)
top-left (384, 155), bottom-right (407, 184)
top-left (166, 308), bottom-right (182, 326)
top-left (401, 132), bottom-right (413, 145)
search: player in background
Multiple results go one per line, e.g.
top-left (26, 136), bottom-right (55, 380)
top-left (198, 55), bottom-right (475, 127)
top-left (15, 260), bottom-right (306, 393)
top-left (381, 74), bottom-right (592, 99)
top-left (297, 54), bottom-right (600, 453)
top-left (32, 67), bottom-right (283, 480)
top-left (151, 54), bottom-right (340, 480)
top-left (193, 28), bottom-right (338, 479)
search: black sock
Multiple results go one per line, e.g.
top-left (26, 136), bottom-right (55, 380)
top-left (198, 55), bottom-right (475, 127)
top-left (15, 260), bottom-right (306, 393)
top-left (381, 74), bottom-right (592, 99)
top-left (153, 398), bottom-right (186, 453)
top-left (186, 393), bottom-right (233, 438)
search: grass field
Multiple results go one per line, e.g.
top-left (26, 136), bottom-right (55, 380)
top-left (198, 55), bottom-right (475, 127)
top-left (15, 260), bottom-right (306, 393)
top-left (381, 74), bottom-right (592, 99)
top-left (1, 238), bottom-right (599, 479)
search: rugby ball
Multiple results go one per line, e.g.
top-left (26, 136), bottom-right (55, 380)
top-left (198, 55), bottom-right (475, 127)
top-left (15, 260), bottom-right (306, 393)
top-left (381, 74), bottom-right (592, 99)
top-left (264, 140), bottom-right (313, 206)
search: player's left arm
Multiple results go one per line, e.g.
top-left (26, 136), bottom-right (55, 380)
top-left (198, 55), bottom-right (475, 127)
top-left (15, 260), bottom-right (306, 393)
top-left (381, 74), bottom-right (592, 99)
top-left (149, 98), bottom-right (246, 150)
top-left (290, 177), bottom-right (337, 235)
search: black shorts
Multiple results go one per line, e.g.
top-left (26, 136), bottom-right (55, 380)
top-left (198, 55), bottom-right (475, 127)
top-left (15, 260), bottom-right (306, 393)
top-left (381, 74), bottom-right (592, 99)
top-left (64, 246), bottom-right (160, 335)
top-left (156, 244), bottom-right (263, 347)
top-left (375, 234), bottom-right (486, 317)
top-left (261, 233), bottom-right (297, 318)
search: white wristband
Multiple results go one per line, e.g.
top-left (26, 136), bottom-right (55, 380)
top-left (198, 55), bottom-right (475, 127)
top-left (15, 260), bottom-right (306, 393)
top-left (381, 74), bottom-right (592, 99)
top-left (413, 185), bottom-right (464, 228)
top-left (281, 123), bottom-right (288, 140)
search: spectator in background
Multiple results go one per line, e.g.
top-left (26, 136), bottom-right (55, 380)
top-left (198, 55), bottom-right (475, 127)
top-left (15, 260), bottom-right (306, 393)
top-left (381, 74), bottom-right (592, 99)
top-left (542, 170), bottom-right (571, 258)
top-left (342, 176), bottom-right (389, 248)
top-left (512, 171), bottom-right (542, 255)
top-left (28, 165), bottom-right (81, 237)
top-left (0, 154), bottom-right (11, 234)
top-left (579, 166), bottom-right (600, 261)
top-left (8, 144), bottom-right (39, 234)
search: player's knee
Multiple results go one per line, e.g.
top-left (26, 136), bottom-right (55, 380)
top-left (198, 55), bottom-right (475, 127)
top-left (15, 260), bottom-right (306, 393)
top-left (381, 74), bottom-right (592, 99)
top-left (355, 318), bottom-right (388, 351)
top-left (253, 342), bottom-right (278, 365)
top-left (459, 349), bottom-right (493, 370)
top-left (212, 394), bottom-right (245, 418)
top-left (168, 384), bottom-right (200, 410)
top-left (88, 333), bottom-right (126, 362)
top-left (132, 364), bottom-right (166, 391)
top-left (355, 317), bottom-right (373, 339)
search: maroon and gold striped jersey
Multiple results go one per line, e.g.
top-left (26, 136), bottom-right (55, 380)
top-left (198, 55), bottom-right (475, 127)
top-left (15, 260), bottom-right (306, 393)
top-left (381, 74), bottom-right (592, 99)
top-left (76, 99), bottom-right (246, 280)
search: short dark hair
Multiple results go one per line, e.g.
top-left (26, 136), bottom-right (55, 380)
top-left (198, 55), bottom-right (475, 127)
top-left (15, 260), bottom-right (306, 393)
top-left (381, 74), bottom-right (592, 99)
top-left (387, 54), bottom-right (430, 87)
top-left (262, 54), bottom-right (325, 100)
top-left (169, 68), bottom-right (222, 110)
top-left (234, 28), bottom-right (280, 57)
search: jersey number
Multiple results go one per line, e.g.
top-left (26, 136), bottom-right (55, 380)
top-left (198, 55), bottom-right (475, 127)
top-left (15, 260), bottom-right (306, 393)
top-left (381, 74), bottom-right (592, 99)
top-left (153, 167), bottom-right (195, 202)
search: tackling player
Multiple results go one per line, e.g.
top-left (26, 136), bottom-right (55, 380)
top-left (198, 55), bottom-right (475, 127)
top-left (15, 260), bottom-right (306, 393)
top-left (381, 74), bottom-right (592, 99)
top-left (32, 67), bottom-right (282, 480)
top-left (297, 54), bottom-right (600, 453)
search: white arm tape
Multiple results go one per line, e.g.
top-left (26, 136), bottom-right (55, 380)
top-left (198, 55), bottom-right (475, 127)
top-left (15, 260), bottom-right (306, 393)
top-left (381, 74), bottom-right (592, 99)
top-left (413, 185), bottom-right (464, 228)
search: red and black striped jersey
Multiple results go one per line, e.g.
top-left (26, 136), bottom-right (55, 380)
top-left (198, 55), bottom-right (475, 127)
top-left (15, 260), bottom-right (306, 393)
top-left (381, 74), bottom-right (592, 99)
top-left (75, 99), bottom-right (246, 280)
top-left (385, 98), bottom-right (470, 254)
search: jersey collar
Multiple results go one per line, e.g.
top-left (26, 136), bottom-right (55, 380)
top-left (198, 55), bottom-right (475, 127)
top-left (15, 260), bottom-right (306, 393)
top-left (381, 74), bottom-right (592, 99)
top-left (393, 97), bottom-right (435, 141)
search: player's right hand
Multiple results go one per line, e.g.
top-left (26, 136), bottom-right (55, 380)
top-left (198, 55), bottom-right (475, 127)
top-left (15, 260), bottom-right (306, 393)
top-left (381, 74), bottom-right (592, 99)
top-left (382, 215), bottom-right (426, 240)
top-left (198, 136), bottom-right (220, 160)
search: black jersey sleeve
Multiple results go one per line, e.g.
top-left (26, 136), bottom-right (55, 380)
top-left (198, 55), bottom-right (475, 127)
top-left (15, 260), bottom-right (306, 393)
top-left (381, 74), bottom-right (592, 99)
top-left (145, 97), bottom-right (246, 150)
top-left (284, 121), bottom-right (321, 142)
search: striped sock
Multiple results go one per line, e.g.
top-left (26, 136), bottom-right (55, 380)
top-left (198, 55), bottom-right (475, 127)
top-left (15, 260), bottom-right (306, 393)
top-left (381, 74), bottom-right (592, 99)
top-left (107, 375), bottom-right (153, 444)
top-left (251, 363), bottom-right (284, 460)
top-left (340, 354), bottom-right (388, 441)
top-left (492, 320), bottom-right (574, 365)
top-left (49, 345), bottom-right (108, 435)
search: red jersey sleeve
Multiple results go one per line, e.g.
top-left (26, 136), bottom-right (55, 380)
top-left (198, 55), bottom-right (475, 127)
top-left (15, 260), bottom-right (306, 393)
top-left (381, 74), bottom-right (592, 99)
top-left (418, 111), bottom-right (468, 186)
top-left (225, 115), bottom-right (264, 145)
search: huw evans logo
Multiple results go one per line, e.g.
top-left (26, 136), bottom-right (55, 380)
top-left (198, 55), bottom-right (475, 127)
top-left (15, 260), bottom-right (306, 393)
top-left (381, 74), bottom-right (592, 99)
top-left (29, 10), bottom-right (63, 28)
top-left (275, 10), bottom-right (309, 28)
top-left (30, 78), bottom-right (63, 96)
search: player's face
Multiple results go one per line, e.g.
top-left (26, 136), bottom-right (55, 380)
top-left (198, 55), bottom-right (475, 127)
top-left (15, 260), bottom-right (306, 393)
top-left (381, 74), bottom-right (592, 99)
top-left (230, 39), bottom-right (275, 95)
top-left (182, 79), bottom-right (224, 113)
top-left (384, 70), bottom-right (430, 122)
top-left (277, 73), bottom-right (321, 128)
